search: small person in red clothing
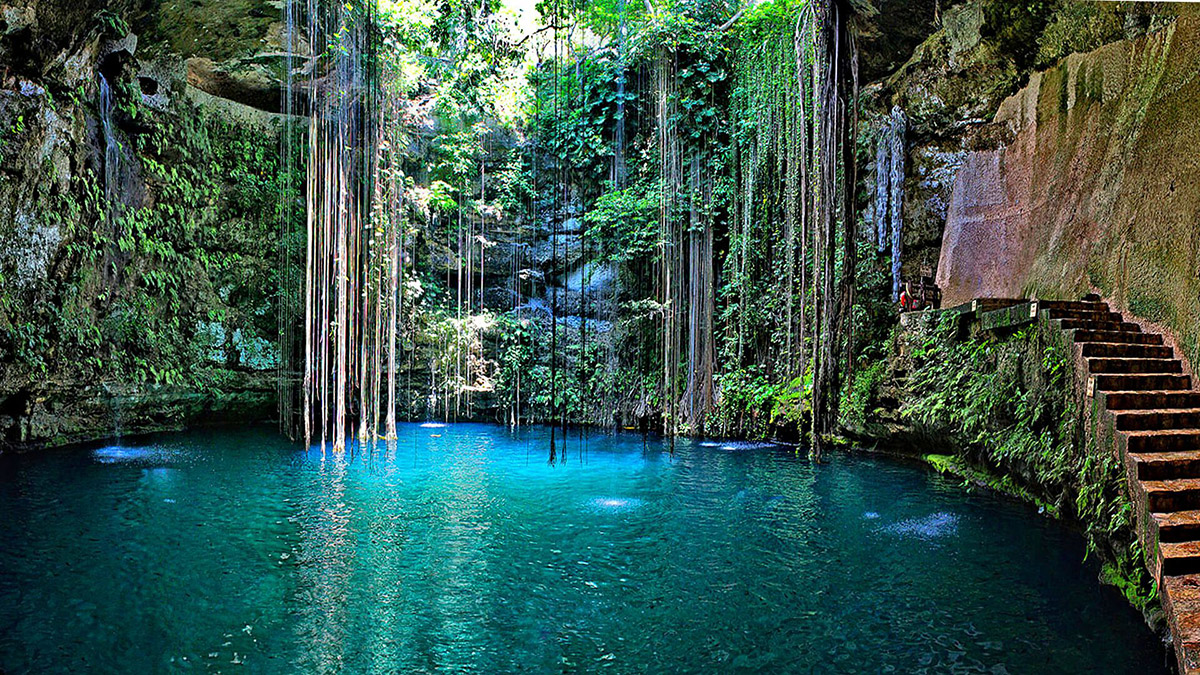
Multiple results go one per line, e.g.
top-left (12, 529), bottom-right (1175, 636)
top-left (899, 283), bottom-right (913, 313)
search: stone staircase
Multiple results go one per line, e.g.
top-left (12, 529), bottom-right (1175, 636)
top-left (1050, 295), bottom-right (1200, 673)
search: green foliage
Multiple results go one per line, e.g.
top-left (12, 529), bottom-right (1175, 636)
top-left (96, 9), bottom-right (130, 37)
top-left (736, 0), bottom-right (806, 40)
top-left (672, 57), bottom-right (728, 143)
top-left (982, 0), bottom-right (1060, 70)
top-left (493, 155), bottom-right (535, 217)
top-left (492, 314), bottom-right (534, 414)
top-left (1035, 1), bottom-right (1125, 68)
top-left (903, 322), bottom-right (1074, 481)
top-left (0, 92), bottom-right (295, 389)
top-left (529, 54), bottom-right (629, 194)
top-left (584, 183), bottom-right (658, 262)
top-left (1128, 289), bottom-right (1173, 324)
top-left (107, 110), bottom-right (289, 383)
top-left (768, 373), bottom-right (811, 428)
top-left (713, 367), bottom-right (777, 437)
top-left (566, 0), bottom-right (651, 39)
top-left (840, 360), bottom-right (887, 431)
top-left (428, 180), bottom-right (459, 214)
top-left (712, 366), bottom-right (812, 439)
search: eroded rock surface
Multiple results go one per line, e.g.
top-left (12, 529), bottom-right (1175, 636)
top-left (936, 17), bottom-right (1200, 367)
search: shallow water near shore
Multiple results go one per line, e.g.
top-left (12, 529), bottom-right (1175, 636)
top-left (0, 424), bottom-right (1169, 673)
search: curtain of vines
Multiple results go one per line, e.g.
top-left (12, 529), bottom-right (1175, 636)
top-left (653, 28), bottom-right (724, 437)
top-left (724, 0), bottom-right (813, 385)
top-left (722, 0), bottom-right (860, 454)
top-left (280, 0), bottom-right (387, 452)
top-left (810, 0), bottom-right (859, 457)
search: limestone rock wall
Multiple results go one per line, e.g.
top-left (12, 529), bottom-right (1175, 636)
top-left (0, 1), bottom-right (289, 449)
top-left (863, 0), bottom-right (1177, 290)
top-left (936, 15), bottom-right (1200, 365)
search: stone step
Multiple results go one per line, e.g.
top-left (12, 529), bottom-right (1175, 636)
top-left (1088, 357), bottom-right (1183, 375)
top-left (1040, 299), bottom-right (1109, 312)
top-left (1143, 479), bottom-right (1200, 513)
top-left (1047, 308), bottom-right (1122, 322)
top-left (1103, 391), bottom-right (1200, 411)
top-left (1094, 373), bottom-right (1191, 392)
top-left (1162, 541), bottom-right (1200, 577)
top-left (1057, 296), bottom-right (1200, 675)
top-left (1057, 318), bottom-right (1142, 332)
top-left (1154, 511), bottom-right (1200, 543)
top-left (1127, 429), bottom-right (1200, 454)
top-left (975, 298), bottom-right (1029, 312)
top-left (1072, 330), bottom-right (1164, 345)
top-left (1081, 342), bottom-right (1174, 359)
top-left (1118, 409), bottom-right (1200, 432)
top-left (1160, 575), bottom-right (1200, 671)
top-left (1130, 450), bottom-right (1200, 480)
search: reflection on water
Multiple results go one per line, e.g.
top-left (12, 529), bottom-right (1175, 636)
top-left (585, 496), bottom-right (645, 513)
top-left (0, 424), bottom-right (1169, 673)
top-left (716, 440), bottom-right (778, 451)
top-left (92, 445), bottom-right (153, 463)
top-left (884, 512), bottom-right (960, 540)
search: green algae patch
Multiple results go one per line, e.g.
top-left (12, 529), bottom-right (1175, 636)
top-left (1102, 561), bottom-right (1157, 612)
top-left (921, 452), bottom-right (1060, 518)
top-left (923, 453), bottom-right (957, 475)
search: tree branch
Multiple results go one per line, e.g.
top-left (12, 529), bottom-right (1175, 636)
top-left (717, 0), bottom-right (759, 33)
top-left (514, 24), bottom-right (558, 49)
top-left (717, 9), bottom-right (745, 32)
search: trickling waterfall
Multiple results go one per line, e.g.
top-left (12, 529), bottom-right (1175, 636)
top-left (888, 106), bottom-right (906, 303)
top-left (99, 74), bottom-right (120, 215)
top-left (99, 72), bottom-right (126, 443)
top-left (873, 105), bottom-right (906, 301)
top-left (873, 130), bottom-right (889, 253)
top-left (109, 389), bottom-right (124, 443)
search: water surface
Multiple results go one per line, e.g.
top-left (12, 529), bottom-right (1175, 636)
top-left (0, 424), bottom-right (1168, 673)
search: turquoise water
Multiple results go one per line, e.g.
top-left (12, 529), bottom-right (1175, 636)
top-left (0, 424), bottom-right (1168, 673)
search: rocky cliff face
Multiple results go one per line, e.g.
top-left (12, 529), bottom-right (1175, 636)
top-left (0, 1), bottom-right (289, 449)
top-left (936, 14), bottom-right (1200, 367)
top-left (863, 0), bottom-right (1176, 289)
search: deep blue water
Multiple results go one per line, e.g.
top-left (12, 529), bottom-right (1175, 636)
top-left (0, 424), bottom-right (1169, 673)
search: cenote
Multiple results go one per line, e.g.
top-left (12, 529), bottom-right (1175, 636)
top-left (6, 0), bottom-right (1200, 670)
top-left (0, 424), bottom-right (1168, 673)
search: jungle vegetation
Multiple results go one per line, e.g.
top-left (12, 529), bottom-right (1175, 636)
top-left (278, 0), bottom-right (888, 457)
